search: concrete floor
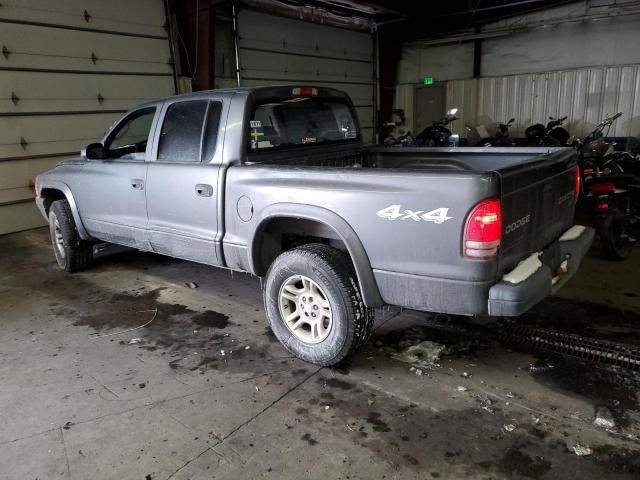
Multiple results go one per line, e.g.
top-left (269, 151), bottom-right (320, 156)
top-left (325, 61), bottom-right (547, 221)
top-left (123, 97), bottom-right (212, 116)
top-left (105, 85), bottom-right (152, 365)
top-left (1, 228), bottom-right (640, 480)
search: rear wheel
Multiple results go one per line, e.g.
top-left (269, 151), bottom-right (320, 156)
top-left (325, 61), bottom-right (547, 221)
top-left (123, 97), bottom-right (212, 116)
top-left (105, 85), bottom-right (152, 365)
top-left (263, 244), bottom-right (374, 366)
top-left (600, 215), bottom-right (632, 261)
top-left (49, 199), bottom-right (93, 272)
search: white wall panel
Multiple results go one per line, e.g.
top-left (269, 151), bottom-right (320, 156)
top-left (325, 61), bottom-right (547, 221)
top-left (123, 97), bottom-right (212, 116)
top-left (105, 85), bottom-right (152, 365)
top-left (446, 65), bottom-right (640, 139)
top-left (1, 23), bottom-right (172, 73)
top-left (0, 0), bottom-right (167, 37)
top-left (0, 72), bottom-right (174, 113)
top-left (238, 9), bottom-right (375, 143)
top-left (0, 0), bottom-right (175, 234)
top-left (0, 113), bottom-right (123, 158)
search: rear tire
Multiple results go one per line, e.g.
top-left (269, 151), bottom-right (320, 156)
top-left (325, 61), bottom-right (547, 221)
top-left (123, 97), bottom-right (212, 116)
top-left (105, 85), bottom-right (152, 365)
top-left (599, 215), bottom-right (632, 261)
top-left (49, 199), bottom-right (93, 272)
top-left (263, 244), bottom-right (374, 366)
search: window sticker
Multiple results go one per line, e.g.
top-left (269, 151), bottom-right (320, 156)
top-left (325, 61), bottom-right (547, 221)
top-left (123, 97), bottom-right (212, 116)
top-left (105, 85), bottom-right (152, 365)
top-left (250, 125), bottom-right (265, 149)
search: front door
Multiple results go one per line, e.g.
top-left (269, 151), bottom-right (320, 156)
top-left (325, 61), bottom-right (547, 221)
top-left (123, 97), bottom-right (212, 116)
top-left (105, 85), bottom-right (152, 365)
top-left (145, 98), bottom-right (224, 266)
top-left (70, 107), bottom-right (158, 249)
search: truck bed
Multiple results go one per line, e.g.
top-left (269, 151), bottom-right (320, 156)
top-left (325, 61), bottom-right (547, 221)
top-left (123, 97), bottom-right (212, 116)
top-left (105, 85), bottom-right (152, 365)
top-left (231, 145), bottom-right (579, 314)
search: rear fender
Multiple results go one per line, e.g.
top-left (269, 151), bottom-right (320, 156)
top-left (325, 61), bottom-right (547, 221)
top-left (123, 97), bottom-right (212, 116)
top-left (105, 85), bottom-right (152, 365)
top-left (249, 203), bottom-right (383, 307)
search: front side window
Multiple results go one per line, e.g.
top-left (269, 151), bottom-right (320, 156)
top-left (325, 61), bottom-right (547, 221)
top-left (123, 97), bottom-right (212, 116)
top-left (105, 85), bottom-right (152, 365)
top-left (158, 100), bottom-right (209, 162)
top-left (105, 108), bottom-right (156, 160)
top-left (248, 97), bottom-right (359, 152)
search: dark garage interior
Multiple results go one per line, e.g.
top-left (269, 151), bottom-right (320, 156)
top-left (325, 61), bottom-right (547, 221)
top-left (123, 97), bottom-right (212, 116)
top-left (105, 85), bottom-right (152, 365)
top-left (2, 1), bottom-right (640, 479)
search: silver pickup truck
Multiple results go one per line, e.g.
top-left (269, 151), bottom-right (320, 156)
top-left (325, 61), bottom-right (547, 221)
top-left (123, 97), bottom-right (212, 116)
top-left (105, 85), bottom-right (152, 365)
top-left (35, 85), bottom-right (594, 365)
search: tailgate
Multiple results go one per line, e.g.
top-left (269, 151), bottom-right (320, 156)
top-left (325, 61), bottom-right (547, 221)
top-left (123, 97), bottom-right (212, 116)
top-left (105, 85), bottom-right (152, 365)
top-left (498, 148), bottom-right (578, 273)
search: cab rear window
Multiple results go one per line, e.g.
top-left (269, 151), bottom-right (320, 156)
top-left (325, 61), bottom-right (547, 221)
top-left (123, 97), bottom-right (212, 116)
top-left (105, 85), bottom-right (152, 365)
top-left (248, 97), bottom-right (359, 151)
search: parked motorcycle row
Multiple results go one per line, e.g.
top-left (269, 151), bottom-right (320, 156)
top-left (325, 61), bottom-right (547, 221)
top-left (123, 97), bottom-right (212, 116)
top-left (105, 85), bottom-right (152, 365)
top-left (383, 111), bottom-right (640, 261)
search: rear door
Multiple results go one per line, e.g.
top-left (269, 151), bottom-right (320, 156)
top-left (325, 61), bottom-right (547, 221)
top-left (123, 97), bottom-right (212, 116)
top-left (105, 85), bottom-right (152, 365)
top-left (70, 106), bottom-right (159, 249)
top-left (498, 149), bottom-right (578, 271)
top-left (145, 97), bottom-right (225, 266)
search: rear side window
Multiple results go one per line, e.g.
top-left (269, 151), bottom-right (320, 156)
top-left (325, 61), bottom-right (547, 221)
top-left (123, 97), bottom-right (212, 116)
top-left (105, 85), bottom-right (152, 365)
top-left (201, 102), bottom-right (222, 162)
top-left (158, 100), bottom-right (208, 162)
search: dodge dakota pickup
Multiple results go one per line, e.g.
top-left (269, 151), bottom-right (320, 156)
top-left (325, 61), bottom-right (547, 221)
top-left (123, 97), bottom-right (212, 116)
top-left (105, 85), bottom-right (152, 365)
top-left (35, 85), bottom-right (594, 366)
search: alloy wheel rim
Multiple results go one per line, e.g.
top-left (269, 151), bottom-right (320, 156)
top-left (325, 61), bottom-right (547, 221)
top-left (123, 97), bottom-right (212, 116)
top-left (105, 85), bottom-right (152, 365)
top-left (278, 275), bottom-right (332, 344)
top-left (53, 216), bottom-right (65, 259)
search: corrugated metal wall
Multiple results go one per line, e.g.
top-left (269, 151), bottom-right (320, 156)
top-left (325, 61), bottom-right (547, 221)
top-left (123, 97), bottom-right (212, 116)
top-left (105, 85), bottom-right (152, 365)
top-left (237, 10), bottom-right (375, 144)
top-left (446, 64), bottom-right (640, 139)
top-left (0, 0), bottom-right (175, 234)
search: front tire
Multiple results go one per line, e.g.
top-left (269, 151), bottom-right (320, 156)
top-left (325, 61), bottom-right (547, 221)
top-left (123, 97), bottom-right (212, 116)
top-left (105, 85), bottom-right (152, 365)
top-left (263, 244), bottom-right (374, 366)
top-left (49, 199), bottom-right (93, 272)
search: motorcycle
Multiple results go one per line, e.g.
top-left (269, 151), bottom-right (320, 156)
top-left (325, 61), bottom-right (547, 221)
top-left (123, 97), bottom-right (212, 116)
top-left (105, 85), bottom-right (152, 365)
top-left (479, 118), bottom-right (515, 146)
top-left (525, 116), bottom-right (569, 146)
top-left (573, 112), bottom-right (640, 260)
top-left (414, 108), bottom-right (458, 147)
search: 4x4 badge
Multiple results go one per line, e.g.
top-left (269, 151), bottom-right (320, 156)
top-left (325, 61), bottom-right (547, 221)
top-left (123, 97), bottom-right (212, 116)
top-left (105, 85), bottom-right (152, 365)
top-left (376, 205), bottom-right (452, 224)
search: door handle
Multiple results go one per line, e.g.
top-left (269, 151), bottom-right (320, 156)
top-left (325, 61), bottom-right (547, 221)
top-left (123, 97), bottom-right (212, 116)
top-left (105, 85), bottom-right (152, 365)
top-left (195, 184), bottom-right (213, 197)
top-left (131, 179), bottom-right (144, 190)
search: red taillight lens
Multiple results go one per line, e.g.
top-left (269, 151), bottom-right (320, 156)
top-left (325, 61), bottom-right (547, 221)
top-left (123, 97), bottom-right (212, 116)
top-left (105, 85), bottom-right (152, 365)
top-left (292, 86), bottom-right (317, 96)
top-left (463, 197), bottom-right (502, 259)
top-left (589, 182), bottom-right (615, 195)
top-left (575, 167), bottom-right (581, 203)
top-left (597, 203), bottom-right (610, 210)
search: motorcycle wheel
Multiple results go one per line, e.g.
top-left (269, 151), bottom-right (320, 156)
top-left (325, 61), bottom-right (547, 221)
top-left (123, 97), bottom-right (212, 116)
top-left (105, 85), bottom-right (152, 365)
top-left (599, 215), bottom-right (632, 261)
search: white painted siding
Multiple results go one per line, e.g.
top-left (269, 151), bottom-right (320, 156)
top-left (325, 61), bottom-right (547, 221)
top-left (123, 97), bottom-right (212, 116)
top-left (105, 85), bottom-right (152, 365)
top-left (0, 0), bottom-right (175, 234)
top-left (446, 65), bottom-right (640, 138)
top-left (394, 1), bottom-right (640, 141)
top-left (237, 9), bottom-right (375, 143)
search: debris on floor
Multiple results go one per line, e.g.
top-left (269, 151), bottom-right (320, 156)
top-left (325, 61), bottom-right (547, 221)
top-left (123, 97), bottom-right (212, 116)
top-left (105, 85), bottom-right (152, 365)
top-left (571, 443), bottom-right (594, 456)
top-left (392, 340), bottom-right (447, 368)
top-left (185, 282), bottom-right (198, 289)
top-left (128, 337), bottom-right (142, 345)
top-left (528, 361), bottom-right (554, 373)
top-left (593, 406), bottom-right (616, 430)
top-left (503, 424), bottom-right (516, 432)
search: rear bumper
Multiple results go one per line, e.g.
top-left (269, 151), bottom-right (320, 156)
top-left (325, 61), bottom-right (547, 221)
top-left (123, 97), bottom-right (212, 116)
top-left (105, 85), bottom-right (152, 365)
top-left (373, 224), bottom-right (594, 316)
top-left (487, 225), bottom-right (595, 316)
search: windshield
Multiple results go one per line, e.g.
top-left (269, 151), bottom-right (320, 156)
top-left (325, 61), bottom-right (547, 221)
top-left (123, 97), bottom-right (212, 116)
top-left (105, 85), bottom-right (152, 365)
top-left (248, 97), bottom-right (359, 151)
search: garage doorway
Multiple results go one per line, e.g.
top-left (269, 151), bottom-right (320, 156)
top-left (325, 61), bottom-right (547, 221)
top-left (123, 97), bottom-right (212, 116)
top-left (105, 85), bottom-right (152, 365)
top-left (415, 85), bottom-right (446, 133)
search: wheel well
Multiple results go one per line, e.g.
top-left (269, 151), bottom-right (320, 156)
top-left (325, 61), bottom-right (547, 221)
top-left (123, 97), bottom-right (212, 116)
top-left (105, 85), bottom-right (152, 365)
top-left (40, 188), bottom-right (66, 215)
top-left (253, 218), bottom-right (349, 276)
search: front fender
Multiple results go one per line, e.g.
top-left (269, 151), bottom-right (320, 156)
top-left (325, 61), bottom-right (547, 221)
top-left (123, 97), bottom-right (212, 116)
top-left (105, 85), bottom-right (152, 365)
top-left (249, 203), bottom-right (383, 308)
top-left (38, 180), bottom-right (91, 240)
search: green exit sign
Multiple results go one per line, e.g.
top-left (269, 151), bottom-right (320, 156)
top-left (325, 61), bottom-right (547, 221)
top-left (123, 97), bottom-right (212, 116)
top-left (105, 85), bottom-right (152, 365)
top-left (423, 76), bottom-right (434, 85)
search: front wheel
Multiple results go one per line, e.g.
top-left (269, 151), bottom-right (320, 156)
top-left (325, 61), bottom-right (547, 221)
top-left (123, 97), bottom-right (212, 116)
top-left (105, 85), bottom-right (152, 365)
top-left (49, 199), bottom-right (93, 272)
top-left (599, 215), bottom-right (632, 261)
top-left (263, 244), bottom-right (374, 366)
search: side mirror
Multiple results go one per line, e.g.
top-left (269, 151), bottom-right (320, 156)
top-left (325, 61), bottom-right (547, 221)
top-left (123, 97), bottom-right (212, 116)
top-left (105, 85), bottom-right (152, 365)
top-left (81, 142), bottom-right (105, 160)
top-left (447, 108), bottom-right (459, 116)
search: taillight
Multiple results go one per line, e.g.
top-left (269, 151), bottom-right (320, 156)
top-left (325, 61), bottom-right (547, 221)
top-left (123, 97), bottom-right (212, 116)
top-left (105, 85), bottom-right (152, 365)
top-left (597, 203), bottom-right (610, 210)
top-left (292, 86), bottom-right (317, 96)
top-left (575, 167), bottom-right (581, 203)
top-left (589, 182), bottom-right (615, 195)
top-left (463, 197), bottom-right (502, 259)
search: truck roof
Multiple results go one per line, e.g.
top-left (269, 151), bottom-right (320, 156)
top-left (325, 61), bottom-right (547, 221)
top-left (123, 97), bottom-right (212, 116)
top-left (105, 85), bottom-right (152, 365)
top-left (140, 85), bottom-right (352, 108)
